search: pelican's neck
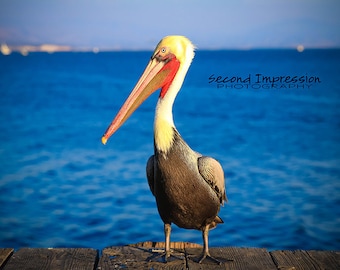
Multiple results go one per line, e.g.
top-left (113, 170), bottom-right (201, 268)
top-left (154, 88), bottom-right (177, 154)
top-left (154, 46), bottom-right (194, 153)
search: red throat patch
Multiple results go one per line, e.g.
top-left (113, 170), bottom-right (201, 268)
top-left (159, 57), bottom-right (180, 98)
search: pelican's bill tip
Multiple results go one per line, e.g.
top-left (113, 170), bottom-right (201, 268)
top-left (101, 136), bottom-right (108, 145)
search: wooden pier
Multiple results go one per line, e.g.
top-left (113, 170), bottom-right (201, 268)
top-left (1, 242), bottom-right (339, 269)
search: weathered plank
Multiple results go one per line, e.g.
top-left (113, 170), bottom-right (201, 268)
top-left (270, 250), bottom-right (340, 270)
top-left (0, 249), bottom-right (14, 269)
top-left (98, 242), bottom-right (190, 270)
top-left (98, 242), bottom-right (279, 270)
top-left (186, 247), bottom-right (277, 270)
top-left (2, 248), bottom-right (98, 270)
top-left (306, 250), bottom-right (340, 269)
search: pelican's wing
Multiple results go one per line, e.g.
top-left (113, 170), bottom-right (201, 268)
top-left (146, 155), bottom-right (155, 196)
top-left (198, 156), bottom-right (227, 204)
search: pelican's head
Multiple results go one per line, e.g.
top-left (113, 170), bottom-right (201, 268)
top-left (102, 36), bottom-right (195, 145)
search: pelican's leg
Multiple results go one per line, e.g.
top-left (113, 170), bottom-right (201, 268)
top-left (164, 223), bottom-right (171, 260)
top-left (149, 223), bottom-right (184, 263)
top-left (197, 225), bottom-right (223, 264)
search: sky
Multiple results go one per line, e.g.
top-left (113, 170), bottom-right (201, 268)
top-left (0, 0), bottom-right (339, 50)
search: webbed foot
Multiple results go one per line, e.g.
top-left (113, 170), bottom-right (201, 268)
top-left (197, 252), bottom-right (223, 264)
top-left (192, 250), bottom-right (233, 265)
top-left (148, 248), bottom-right (185, 263)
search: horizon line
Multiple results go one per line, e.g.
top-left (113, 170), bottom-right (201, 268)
top-left (1, 43), bottom-right (340, 55)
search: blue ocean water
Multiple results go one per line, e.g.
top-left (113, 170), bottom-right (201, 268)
top-left (0, 49), bottom-right (339, 251)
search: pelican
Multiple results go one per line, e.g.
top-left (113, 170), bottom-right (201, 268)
top-left (102, 36), bottom-right (227, 263)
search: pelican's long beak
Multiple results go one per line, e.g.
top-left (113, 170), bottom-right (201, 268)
top-left (102, 56), bottom-right (178, 145)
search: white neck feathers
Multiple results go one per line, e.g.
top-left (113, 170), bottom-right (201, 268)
top-left (154, 43), bottom-right (195, 153)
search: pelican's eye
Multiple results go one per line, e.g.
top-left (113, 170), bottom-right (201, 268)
top-left (154, 47), bottom-right (171, 62)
